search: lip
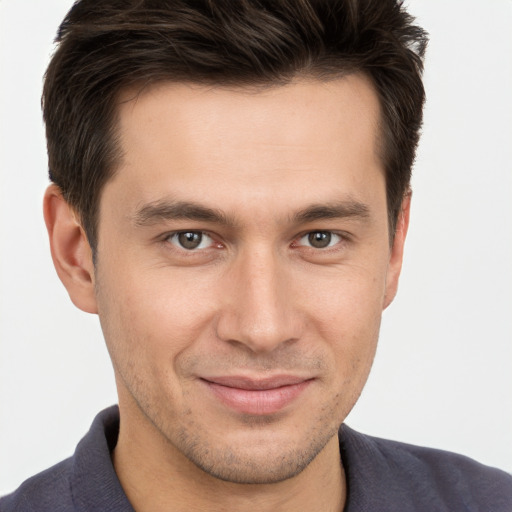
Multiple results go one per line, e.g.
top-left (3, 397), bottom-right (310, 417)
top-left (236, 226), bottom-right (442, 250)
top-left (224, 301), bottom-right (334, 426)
top-left (200, 375), bottom-right (313, 415)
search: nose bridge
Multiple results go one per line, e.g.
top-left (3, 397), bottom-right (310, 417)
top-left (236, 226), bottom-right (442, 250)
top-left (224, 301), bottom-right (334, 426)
top-left (216, 244), bottom-right (299, 353)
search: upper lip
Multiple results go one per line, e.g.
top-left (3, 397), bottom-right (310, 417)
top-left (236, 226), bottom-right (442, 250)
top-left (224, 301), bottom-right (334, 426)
top-left (201, 375), bottom-right (312, 390)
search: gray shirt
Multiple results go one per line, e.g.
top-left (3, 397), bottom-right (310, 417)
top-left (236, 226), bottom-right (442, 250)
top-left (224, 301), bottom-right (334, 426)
top-left (2, 406), bottom-right (511, 511)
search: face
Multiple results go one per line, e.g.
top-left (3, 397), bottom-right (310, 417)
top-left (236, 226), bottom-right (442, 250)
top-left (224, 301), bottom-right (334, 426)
top-left (90, 76), bottom-right (407, 484)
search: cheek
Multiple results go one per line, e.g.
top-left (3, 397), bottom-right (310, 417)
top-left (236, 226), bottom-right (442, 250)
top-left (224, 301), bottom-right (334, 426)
top-left (302, 266), bottom-right (385, 379)
top-left (95, 262), bottom-right (218, 374)
top-left (304, 262), bottom-right (386, 332)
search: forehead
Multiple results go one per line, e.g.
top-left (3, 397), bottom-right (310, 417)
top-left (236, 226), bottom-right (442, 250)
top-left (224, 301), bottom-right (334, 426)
top-left (117, 75), bottom-right (381, 157)
top-left (105, 75), bottom-right (384, 224)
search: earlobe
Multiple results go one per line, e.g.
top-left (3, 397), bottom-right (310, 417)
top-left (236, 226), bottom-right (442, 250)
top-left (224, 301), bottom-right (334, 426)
top-left (383, 192), bottom-right (411, 309)
top-left (43, 184), bottom-right (98, 314)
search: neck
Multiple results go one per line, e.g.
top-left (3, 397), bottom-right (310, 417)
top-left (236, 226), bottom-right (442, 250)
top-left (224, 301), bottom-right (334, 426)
top-left (112, 406), bottom-right (346, 512)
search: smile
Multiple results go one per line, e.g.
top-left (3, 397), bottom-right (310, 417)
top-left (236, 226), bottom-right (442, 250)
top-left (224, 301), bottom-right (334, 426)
top-left (200, 375), bottom-right (314, 415)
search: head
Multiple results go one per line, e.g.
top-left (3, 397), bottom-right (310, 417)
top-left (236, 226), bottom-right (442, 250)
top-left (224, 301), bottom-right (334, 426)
top-left (43, 0), bottom-right (427, 489)
top-left (43, 0), bottom-right (426, 252)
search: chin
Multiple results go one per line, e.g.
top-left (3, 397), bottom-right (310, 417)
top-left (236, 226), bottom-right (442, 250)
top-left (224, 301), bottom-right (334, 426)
top-left (191, 448), bottom-right (317, 485)
top-left (173, 423), bottom-right (338, 485)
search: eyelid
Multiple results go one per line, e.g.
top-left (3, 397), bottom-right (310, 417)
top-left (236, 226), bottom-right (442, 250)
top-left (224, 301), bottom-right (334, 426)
top-left (293, 230), bottom-right (346, 249)
top-left (164, 230), bottom-right (219, 251)
top-left (159, 228), bottom-right (349, 254)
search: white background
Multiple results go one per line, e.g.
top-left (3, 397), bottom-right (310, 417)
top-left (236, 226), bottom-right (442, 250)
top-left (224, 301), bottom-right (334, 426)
top-left (1, 0), bottom-right (511, 495)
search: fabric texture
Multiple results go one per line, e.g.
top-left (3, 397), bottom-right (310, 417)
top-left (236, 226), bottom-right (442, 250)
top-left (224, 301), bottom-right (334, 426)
top-left (1, 406), bottom-right (511, 511)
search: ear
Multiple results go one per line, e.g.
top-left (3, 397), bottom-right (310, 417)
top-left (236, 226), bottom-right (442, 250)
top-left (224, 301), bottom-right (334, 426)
top-left (43, 184), bottom-right (98, 314)
top-left (383, 192), bottom-right (411, 309)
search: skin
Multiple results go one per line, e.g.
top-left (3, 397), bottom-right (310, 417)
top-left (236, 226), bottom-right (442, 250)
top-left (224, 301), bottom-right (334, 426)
top-left (44, 74), bottom-right (410, 512)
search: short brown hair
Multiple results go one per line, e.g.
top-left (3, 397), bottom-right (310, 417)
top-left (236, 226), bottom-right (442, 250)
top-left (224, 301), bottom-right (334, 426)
top-left (43, 0), bottom-right (428, 251)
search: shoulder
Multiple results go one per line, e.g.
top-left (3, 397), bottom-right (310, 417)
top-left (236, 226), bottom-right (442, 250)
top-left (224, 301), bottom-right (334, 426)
top-left (0, 406), bottom-right (129, 512)
top-left (0, 458), bottom-right (74, 512)
top-left (340, 425), bottom-right (512, 512)
top-left (373, 433), bottom-right (512, 498)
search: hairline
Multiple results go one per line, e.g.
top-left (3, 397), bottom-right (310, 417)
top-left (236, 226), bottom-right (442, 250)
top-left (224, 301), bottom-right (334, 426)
top-left (85, 71), bottom-right (399, 250)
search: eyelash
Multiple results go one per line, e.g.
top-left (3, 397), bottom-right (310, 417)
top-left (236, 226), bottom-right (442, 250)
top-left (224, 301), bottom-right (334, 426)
top-left (163, 230), bottom-right (347, 253)
top-left (165, 231), bottom-right (220, 251)
top-left (294, 231), bottom-right (343, 250)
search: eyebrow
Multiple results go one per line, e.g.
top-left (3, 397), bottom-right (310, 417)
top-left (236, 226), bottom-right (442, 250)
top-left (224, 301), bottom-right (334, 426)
top-left (291, 200), bottom-right (371, 224)
top-left (133, 200), bottom-right (236, 227)
top-left (132, 198), bottom-right (371, 228)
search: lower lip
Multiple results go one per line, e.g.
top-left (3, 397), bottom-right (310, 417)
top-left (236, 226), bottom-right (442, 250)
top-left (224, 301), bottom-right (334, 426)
top-left (202, 379), bottom-right (312, 415)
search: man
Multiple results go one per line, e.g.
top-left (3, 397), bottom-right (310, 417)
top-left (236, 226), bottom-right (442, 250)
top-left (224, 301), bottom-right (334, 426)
top-left (1, 0), bottom-right (511, 511)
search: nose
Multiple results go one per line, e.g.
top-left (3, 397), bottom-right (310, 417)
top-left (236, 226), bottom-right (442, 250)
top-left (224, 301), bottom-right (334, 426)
top-left (215, 247), bottom-right (303, 353)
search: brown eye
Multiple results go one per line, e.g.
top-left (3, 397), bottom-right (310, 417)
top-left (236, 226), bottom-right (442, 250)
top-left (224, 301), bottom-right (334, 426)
top-left (307, 231), bottom-right (333, 249)
top-left (178, 232), bottom-right (202, 249)
top-left (169, 231), bottom-right (212, 250)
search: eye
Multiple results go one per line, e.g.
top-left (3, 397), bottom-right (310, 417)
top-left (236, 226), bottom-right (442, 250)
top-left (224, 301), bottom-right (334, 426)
top-left (297, 231), bottom-right (342, 249)
top-left (167, 231), bottom-right (214, 250)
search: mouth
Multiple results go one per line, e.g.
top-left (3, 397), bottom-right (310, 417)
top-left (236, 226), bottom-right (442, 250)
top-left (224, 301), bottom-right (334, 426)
top-left (200, 375), bottom-right (314, 415)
